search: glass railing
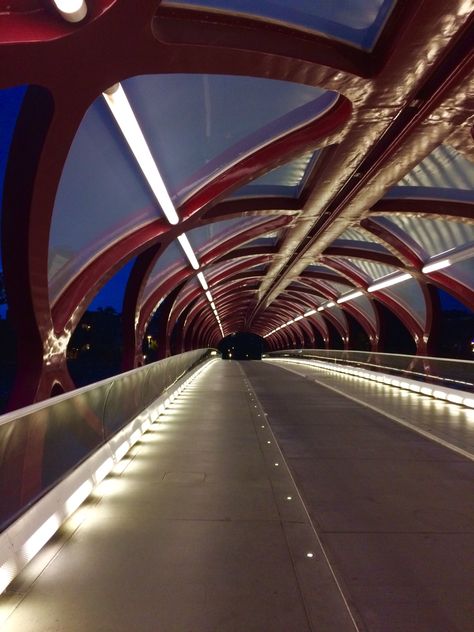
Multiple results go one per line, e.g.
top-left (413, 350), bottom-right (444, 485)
top-left (0, 349), bottom-right (217, 532)
top-left (264, 349), bottom-right (474, 393)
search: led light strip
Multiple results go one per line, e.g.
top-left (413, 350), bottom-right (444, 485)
top-left (103, 85), bottom-right (179, 225)
top-left (0, 358), bottom-right (220, 597)
top-left (267, 357), bottom-right (474, 409)
top-left (263, 271), bottom-right (414, 338)
top-left (103, 84), bottom-right (225, 339)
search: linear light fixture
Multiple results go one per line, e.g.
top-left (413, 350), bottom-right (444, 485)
top-left (337, 290), bottom-right (363, 304)
top-left (368, 272), bottom-right (411, 292)
top-left (177, 234), bottom-right (200, 270)
top-left (103, 84), bottom-right (179, 225)
top-left (422, 258), bottom-right (451, 274)
top-left (197, 272), bottom-right (208, 291)
top-left (325, 301), bottom-right (336, 308)
top-left (53, 0), bottom-right (87, 22)
top-left (294, 315), bottom-right (303, 321)
top-left (205, 290), bottom-right (213, 302)
top-left (317, 306), bottom-right (324, 312)
top-left (304, 309), bottom-right (316, 317)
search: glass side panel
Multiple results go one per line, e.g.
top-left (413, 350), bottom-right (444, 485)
top-left (141, 240), bottom-right (188, 305)
top-left (346, 257), bottom-right (398, 280)
top-left (387, 145), bottom-right (474, 202)
top-left (226, 150), bottom-right (317, 199)
top-left (124, 75), bottom-right (335, 204)
top-left (163, 0), bottom-right (396, 50)
top-left (384, 278), bottom-right (426, 328)
top-left (387, 216), bottom-right (474, 257)
top-left (48, 97), bottom-right (161, 304)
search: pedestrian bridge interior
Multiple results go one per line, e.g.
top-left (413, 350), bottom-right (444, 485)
top-left (0, 1), bottom-right (473, 630)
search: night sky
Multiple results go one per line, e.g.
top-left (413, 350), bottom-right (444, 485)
top-left (0, 85), bottom-right (470, 316)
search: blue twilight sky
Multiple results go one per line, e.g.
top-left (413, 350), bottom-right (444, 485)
top-left (0, 85), bottom-right (470, 315)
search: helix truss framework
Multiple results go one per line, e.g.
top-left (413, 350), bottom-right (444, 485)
top-left (0, 0), bottom-right (473, 408)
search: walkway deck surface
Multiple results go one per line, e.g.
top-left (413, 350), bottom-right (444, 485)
top-left (2, 359), bottom-right (474, 632)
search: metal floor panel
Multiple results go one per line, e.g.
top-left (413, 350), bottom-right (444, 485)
top-left (1, 361), bottom-right (356, 632)
top-left (243, 360), bottom-right (474, 632)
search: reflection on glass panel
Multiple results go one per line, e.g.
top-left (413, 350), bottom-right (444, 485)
top-left (384, 278), bottom-right (426, 328)
top-left (346, 257), bottom-right (398, 280)
top-left (163, 0), bottom-right (395, 49)
top-left (49, 98), bottom-right (161, 303)
top-left (186, 216), bottom-right (268, 255)
top-left (142, 240), bottom-right (187, 304)
top-left (226, 150), bottom-right (318, 199)
top-left (387, 145), bottom-right (474, 201)
top-left (443, 259), bottom-right (474, 294)
top-left (387, 216), bottom-right (474, 257)
top-left (123, 74), bottom-right (336, 203)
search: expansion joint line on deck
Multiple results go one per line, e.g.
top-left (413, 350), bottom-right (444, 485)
top-left (238, 363), bottom-right (362, 632)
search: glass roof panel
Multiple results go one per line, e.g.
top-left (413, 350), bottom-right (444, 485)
top-left (387, 145), bottom-right (474, 202)
top-left (330, 239), bottom-right (392, 254)
top-left (324, 281), bottom-right (351, 294)
top-left (387, 216), bottom-right (474, 257)
top-left (48, 97), bottom-right (162, 303)
top-left (350, 294), bottom-right (377, 327)
top-left (243, 233), bottom-right (279, 247)
top-left (123, 75), bottom-right (335, 204)
top-left (226, 150), bottom-right (317, 199)
top-left (443, 258), bottom-right (474, 294)
top-left (142, 239), bottom-right (188, 305)
top-left (186, 217), bottom-right (273, 256)
top-left (383, 278), bottom-right (426, 328)
top-left (163, 0), bottom-right (396, 50)
top-left (346, 257), bottom-right (398, 280)
top-left (49, 75), bottom-right (334, 302)
top-left (337, 226), bottom-right (380, 243)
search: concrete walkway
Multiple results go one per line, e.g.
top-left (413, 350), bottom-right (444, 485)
top-left (244, 360), bottom-right (474, 632)
top-left (1, 361), bottom-right (356, 632)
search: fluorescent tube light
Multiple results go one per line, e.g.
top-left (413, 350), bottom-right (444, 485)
top-left (103, 85), bottom-right (179, 225)
top-left (53, 0), bottom-right (87, 22)
top-left (422, 259), bottom-right (451, 274)
top-left (326, 301), bottom-right (336, 308)
top-left (317, 306), bottom-right (324, 312)
top-left (177, 234), bottom-right (200, 270)
top-left (337, 290), bottom-right (363, 304)
top-left (197, 271), bottom-right (208, 291)
top-left (294, 315), bottom-right (303, 321)
top-left (368, 273), bottom-right (411, 292)
top-left (304, 309), bottom-right (316, 317)
top-left (205, 291), bottom-right (213, 302)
